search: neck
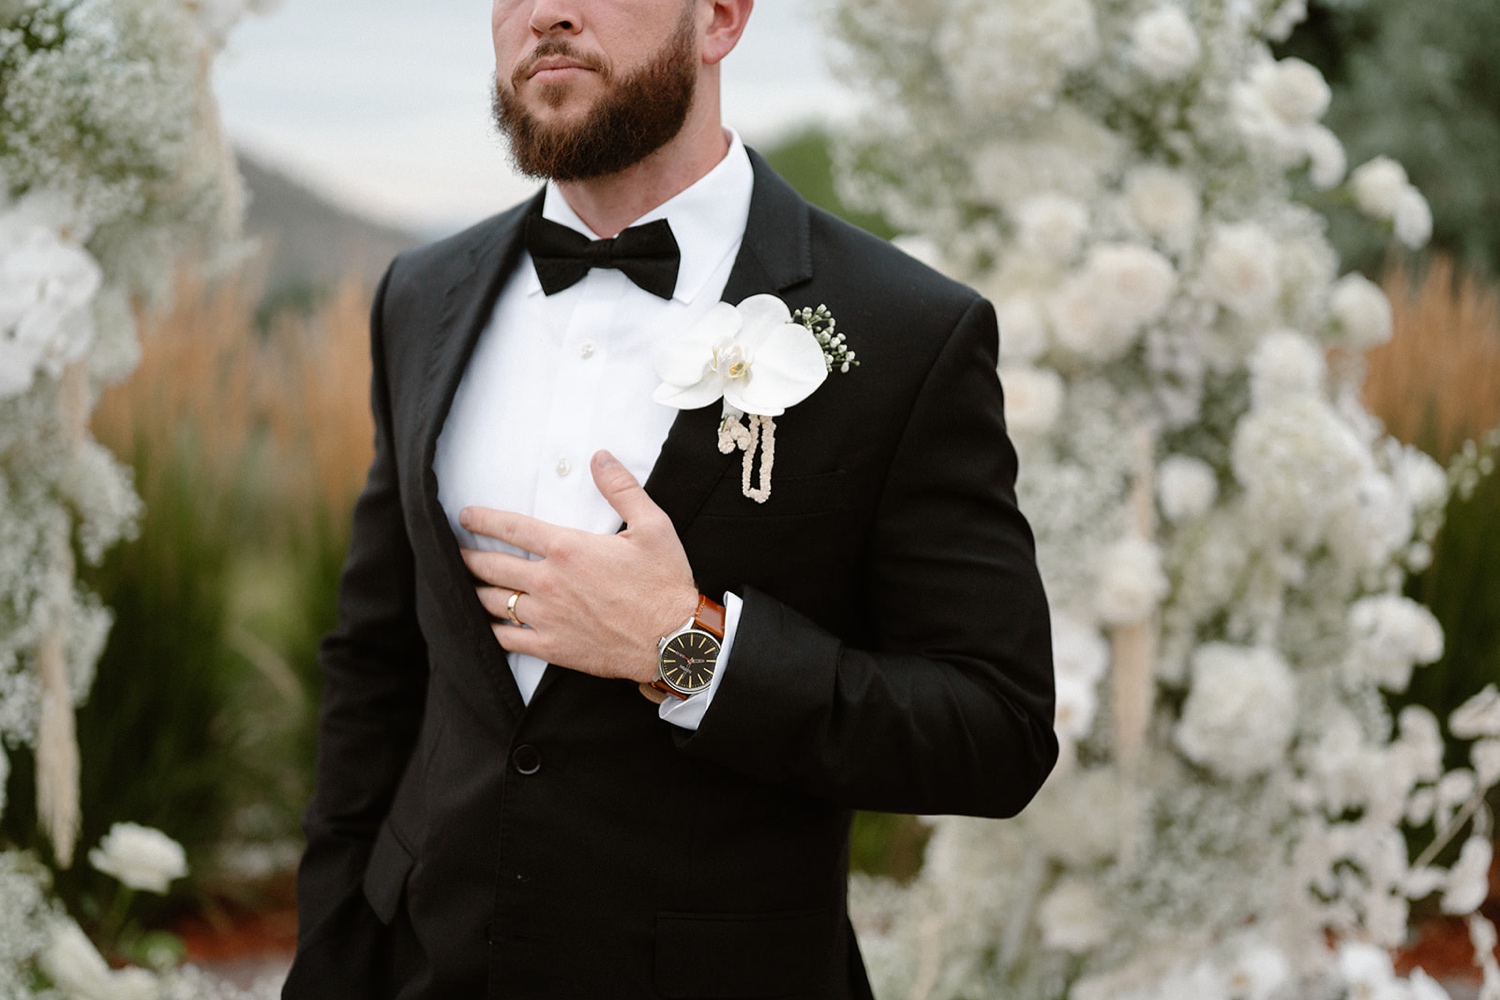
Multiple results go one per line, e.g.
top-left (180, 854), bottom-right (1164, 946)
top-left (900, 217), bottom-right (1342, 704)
top-left (556, 91), bottom-right (729, 238)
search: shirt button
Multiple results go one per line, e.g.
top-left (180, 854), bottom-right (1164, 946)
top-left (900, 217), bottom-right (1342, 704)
top-left (512, 745), bottom-right (542, 775)
top-left (555, 458), bottom-right (572, 477)
top-left (578, 342), bottom-right (595, 359)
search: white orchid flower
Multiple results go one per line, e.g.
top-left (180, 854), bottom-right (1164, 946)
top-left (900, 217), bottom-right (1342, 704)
top-left (653, 294), bottom-right (828, 416)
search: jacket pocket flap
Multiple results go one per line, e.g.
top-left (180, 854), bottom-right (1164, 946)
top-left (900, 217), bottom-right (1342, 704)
top-left (361, 822), bottom-right (415, 925)
top-left (654, 909), bottom-right (830, 998)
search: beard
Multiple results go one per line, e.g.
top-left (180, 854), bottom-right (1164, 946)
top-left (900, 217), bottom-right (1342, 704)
top-left (492, 9), bottom-right (699, 182)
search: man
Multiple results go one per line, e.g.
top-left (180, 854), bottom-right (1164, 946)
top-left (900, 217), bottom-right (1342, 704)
top-left (285, 1), bottom-right (1056, 997)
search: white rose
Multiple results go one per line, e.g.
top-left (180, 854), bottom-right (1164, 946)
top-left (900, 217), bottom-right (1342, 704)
top-left (1084, 242), bottom-right (1176, 329)
top-left (1450, 685), bottom-right (1500, 739)
top-left (1255, 58), bottom-right (1331, 125)
top-left (1394, 445), bottom-right (1450, 514)
top-left (1124, 165), bottom-right (1200, 251)
top-left (1393, 186), bottom-right (1434, 248)
top-left (1329, 273), bottom-right (1393, 348)
top-left (1330, 470), bottom-right (1415, 569)
top-left (1350, 156), bottom-right (1410, 219)
top-left (1048, 275), bottom-right (1133, 362)
top-left (88, 822), bottom-right (188, 894)
top-left (1157, 454), bottom-right (1218, 523)
top-left (1346, 594), bottom-right (1444, 693)
top-left (1441, 836), bottom-right (1494, 915)
top-left (1037, 878), bottom-right (1111, 952)
top-left (1232, 398), bottom-right (1368, 542)
top-left (1001, 364), bottom-right (1065, 437)
top-left (1128, 6), bottom-right (1201, 82)
top-left (1231, 84), bottom-right (1303, 167)
top-left (1303, 124), bottom-right (1347, 189)
top-left (1014, 194), bottom-right (1091, 263)
top-left (1249, 329), bottom-right (1325, 408)
top-left (997, 295), bottom-right (1049, 362)
top-left (1202, 222), bottom-right (1281, 319)
top-left (1175, 643), bottom-right (1298, 779)
top-left (1095, 535), bottom-right (1169, 626)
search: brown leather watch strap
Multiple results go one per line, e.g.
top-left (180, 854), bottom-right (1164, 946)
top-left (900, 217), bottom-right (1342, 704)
top-left (693, 593), bottom-right (726, 640)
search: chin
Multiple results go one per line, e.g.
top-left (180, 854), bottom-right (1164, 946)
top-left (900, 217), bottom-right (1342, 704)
top-left (530, 81), bottom-right (598, 114)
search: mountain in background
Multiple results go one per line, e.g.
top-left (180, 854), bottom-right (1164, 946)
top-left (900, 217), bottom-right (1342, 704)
top-left (238, 151), bottom-right (421, 313)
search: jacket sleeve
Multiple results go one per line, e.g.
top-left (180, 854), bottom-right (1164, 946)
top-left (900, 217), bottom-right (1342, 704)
top-left (683, 296), bottom-right (1057, 819)
top-left (286, 263), bottom-right (428, 994)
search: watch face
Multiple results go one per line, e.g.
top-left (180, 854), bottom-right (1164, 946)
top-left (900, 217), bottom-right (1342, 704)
top-left (659, 629), bottom-right (720, 695)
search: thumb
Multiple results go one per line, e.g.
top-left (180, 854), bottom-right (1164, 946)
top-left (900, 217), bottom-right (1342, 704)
top-left (591, 450), bottom-right (659, 528)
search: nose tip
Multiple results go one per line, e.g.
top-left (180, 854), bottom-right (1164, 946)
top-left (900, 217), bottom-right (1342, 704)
top-left (529, 11), bottom-right (579, 35)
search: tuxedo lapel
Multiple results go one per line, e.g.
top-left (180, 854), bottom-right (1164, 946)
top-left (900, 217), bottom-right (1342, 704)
top-left (415, 191), bottom-right (544, 720)
top-left (642, 150), bottom-right (815, 535)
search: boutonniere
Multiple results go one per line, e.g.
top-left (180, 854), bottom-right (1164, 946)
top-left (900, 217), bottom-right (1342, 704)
top-left (653, 296), bottom-right (857, 503)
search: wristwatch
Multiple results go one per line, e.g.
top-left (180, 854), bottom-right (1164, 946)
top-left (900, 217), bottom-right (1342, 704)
top-left (652, 594), bottom-right (726, 700)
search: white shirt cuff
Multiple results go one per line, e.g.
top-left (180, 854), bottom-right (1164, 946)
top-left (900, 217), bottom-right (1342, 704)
top-left (657, 591), bottom-right (741, 730)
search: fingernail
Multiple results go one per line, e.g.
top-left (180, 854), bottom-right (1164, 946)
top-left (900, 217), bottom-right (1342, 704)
top-left (595, 450), bottom-right (618, 469)
top-left (460, 508), bottom-right (472, 529)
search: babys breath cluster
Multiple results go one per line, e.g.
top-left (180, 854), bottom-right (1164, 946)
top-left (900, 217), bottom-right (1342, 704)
top-left (793, 304), bottom-right (859, 373)
top-left (832, 0), bottom-right (1497, 997)
top-left (0, 0), bottom-right (268, 993)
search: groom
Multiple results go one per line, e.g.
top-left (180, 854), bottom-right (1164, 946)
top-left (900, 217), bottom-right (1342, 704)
top-left (285, 1), bottom-right (1056, 997)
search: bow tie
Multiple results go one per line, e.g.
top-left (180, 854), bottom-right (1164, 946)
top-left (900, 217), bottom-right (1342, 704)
top-left (525, 215), bottom-right (681, 300)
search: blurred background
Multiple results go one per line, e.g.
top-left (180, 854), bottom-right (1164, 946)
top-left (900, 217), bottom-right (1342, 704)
top-left (4, 0), bottom-right (1495, 985)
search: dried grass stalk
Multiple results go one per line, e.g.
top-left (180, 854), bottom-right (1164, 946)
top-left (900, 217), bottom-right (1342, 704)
top-left (93, 269), bottom-right (375, 535)
top-left (260, 281), bottom-right (374, 533)
top-left (1365, 256), bottom-right (1500, 457)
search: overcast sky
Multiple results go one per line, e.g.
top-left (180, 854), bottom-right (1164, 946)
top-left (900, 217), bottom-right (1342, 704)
top-left (214, 0), bottom-right (860, 236)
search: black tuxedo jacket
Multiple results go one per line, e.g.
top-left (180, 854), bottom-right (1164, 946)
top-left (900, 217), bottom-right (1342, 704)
top-left (284, 152), bottom-right (1056, 1000)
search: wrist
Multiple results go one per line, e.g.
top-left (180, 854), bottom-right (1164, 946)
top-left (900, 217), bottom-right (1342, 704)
top-left (638, 588), bottom-right (700, 684)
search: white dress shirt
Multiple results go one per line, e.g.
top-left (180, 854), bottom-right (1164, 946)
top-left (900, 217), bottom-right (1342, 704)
top-left (433, 130), bottom-right (754, 729)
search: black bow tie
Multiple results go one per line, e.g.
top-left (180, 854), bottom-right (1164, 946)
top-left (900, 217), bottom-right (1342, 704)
top-left (525, 215), bottom-right (681, 300)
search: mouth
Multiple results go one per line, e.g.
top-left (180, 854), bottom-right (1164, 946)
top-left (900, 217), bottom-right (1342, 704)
top-left (523, 54), bottom-right (600, 84)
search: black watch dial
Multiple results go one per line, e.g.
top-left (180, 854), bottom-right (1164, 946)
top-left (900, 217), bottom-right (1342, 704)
top-left (659, 629), bottom-right (720, 695)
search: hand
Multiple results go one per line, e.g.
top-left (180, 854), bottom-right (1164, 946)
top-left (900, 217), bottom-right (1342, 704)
top-left (459, 450), bottom-right (699, 685)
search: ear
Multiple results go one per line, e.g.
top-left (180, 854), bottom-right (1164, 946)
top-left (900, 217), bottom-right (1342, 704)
top-left (701, 0), bottom-right (753, 67)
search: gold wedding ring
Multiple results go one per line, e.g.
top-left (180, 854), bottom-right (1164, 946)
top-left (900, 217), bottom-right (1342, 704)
top-left (506, 590), bottom-right (526, 627)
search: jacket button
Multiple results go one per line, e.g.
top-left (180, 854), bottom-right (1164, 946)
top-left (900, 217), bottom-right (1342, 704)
top-left (512, 744), bottom-right (542, 775)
